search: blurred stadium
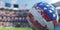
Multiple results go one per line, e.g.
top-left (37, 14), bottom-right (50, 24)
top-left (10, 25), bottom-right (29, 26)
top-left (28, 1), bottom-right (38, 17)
top-left (0, 0), bottom-right (32, 30)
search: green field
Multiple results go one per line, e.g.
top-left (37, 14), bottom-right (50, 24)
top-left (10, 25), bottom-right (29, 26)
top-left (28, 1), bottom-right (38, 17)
top-left (0, 27), bottom-right (32, 30)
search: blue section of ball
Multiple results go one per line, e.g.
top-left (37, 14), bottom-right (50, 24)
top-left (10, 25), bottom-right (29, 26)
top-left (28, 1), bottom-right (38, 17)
top-left (34, 2), bottom-right (57, 20)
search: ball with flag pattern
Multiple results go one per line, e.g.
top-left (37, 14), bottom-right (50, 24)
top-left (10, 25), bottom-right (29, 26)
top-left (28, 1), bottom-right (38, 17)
top-left (28, 2), bottom-right (59, 30)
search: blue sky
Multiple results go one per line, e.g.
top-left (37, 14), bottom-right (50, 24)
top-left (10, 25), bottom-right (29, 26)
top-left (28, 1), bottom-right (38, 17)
top-left (0, 0), bottom-right (60, 10)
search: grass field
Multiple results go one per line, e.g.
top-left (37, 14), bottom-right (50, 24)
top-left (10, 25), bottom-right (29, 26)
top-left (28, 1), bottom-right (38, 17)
top-left (0, 27), bottom-right (32, 30)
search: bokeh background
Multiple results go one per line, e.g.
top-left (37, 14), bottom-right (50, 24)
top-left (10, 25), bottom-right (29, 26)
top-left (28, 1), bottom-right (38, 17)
top-left (0, 0), bottom-right (60, 30)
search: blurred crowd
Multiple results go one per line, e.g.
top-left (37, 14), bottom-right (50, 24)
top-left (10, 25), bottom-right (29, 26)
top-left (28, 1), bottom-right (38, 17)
top-left (0, 9), bottom-right (30, 27)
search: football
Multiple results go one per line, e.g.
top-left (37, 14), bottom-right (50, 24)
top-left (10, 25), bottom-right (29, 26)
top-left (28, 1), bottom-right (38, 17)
top-left (27, 2), bottom-right (59, 30)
